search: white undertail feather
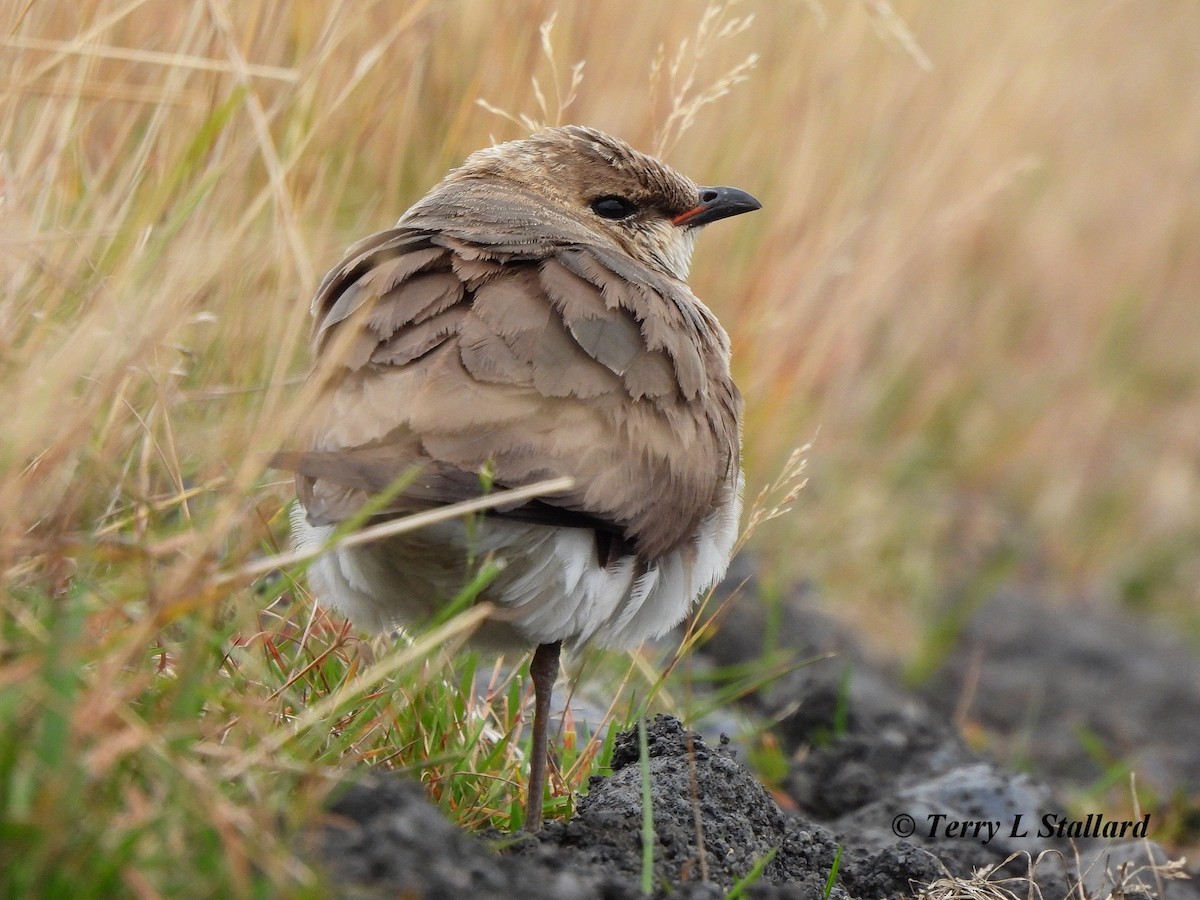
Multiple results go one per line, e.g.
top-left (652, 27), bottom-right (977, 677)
top-left (290, 470), bottom-right (741, 651)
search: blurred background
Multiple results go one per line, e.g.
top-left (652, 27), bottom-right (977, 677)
top-left (2, 0), bottom-right (1198, 891)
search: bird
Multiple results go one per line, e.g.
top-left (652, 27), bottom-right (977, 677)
top-left (282, 125), bottom-right (760, 831)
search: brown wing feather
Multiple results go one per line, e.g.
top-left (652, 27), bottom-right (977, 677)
top-left (292, 208), bottom-right (740, 560)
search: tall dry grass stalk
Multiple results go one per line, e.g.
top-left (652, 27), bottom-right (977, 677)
top-left (2, 0), bottom-right (1199, 892)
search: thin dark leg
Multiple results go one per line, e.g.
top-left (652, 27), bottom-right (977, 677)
top-left (524, 640), bottom-right (561, 832)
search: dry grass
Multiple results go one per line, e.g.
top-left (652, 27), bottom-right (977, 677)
top-left (2, 0), bottom-right (1199, 894)
top-left (919, 847), bottom-right (1191, 900)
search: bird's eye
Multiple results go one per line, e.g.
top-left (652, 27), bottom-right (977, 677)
top-left (590, 196), bottom-right (638, 220)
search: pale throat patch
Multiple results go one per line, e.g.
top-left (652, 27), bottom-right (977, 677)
top-left (649, 222), bottom-right (700, 281)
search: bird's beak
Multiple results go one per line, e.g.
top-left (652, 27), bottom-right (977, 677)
top-left (672, 185), bottom-right (762, 227)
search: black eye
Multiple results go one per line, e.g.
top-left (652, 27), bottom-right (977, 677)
top-left (590, 196), bottom-right (638, 220)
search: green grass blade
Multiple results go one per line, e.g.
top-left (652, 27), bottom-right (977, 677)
top-left (638, 717), bottom-right (654, 896)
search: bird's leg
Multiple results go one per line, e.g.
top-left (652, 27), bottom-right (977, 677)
top-left (524, 640), bottom-right (561, 832)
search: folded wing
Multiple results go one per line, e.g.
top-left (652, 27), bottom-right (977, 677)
top-left (291, 198), bottom-right (741, 562)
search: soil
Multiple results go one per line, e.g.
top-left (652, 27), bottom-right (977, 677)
top-left (307, 574), bottom-right (1200, 899)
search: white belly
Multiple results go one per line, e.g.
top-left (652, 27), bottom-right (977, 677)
top-left (290, 478), bottom-right (741, 650)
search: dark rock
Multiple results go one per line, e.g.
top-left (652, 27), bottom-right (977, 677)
top-left (313, 775), bottom-right (598, 899)
top-left (922, 591), bottom-right (1200, 798)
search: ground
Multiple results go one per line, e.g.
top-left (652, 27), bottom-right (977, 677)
top-left (307, 579), bottom-right (1200, 899)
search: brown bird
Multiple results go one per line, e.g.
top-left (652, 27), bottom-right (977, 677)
top-left (284, 125), bottom-right (759, 830)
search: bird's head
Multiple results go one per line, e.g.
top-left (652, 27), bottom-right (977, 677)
top-left (412, 125), bottom-right (760, 281)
